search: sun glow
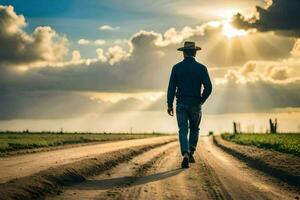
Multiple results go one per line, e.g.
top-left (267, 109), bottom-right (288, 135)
top-left (222, 21), bottom-right (247, 38)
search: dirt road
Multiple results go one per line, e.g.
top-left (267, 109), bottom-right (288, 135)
top-left (0, 136), bottom-right (175, 183)
top-left (46, 137), bottom-right (299, 200)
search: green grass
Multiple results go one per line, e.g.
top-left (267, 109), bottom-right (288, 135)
top-left (0, 132), bottom-right (168, 154)
top-left (221, 133), bottom-right (300, 156)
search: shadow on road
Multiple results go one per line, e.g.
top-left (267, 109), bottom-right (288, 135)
top-left (74, 168), bottom-right (184, 190)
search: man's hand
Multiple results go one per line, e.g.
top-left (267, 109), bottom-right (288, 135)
top-left (167, 107), bottom-right (174, 116)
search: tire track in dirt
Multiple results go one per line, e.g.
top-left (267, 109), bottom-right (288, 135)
top-left (136, 147), bottom-right (203, 200)
top-left (97, 143), bottom-right (179, 200)
top-left (118, 147), bottom-right (186, 200)
top-left (0, 136), bottom-right (175, 184)
top-left (46, 136), bottom-right (299, 200)
top-left (0, 140), bottom-right (176, 200)
top-left (46, 141), bottom-right (179, 200)
top-left (104, 138), bottom-right (231, 200)
top-left (74, 141), bottom-right (222, 200)
top-left (119, 136), bottom-right (300, 200)
top-left (127, 138), bottom-right (232, 200)
top-left (195, 150), bottom-right (233, 200)
top-left (47, 138), bottom-right (235, 200)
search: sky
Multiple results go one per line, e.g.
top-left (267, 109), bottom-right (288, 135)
top-left (0, 0), bottom-right (299, 133)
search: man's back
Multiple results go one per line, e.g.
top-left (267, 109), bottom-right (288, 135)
top-left (167, 56), bottom-right (212, 107)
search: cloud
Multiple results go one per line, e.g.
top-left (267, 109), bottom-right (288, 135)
top-left (216, 60), bottom-right (300, 85)
top-left (128, 22), bottom-right (293, 65)
top-left (106, 45), bottom-right (129, 65)
top-left (0, 4), bottom-right (299, 120)
top-left (135, 21), bottom-right (220, 47)
top-left (96, 48), bottom-right (107, 62)
top-left (71, 50), bottom-right (81, 62)
top-left (0, 88), bottom-right (165, 120)
top-left (78, 39), bottom-right (106, 46)
top-left (205, 80), bottom-right (300, 114)
top-left (0, 24), bottom-right (295, 92)
top-left (232, 0), bottom-right (300, 36)
top-left (266, 66), bottom-right (290, 81)
top-left (215, 38), bottom-right (300, 85)
top-left (210, 43), bottom-right (300, 114)
top-left (0, 4), bottom-right (293, 69)
top-left (99, 25), bottom-right (120, 31)
top-left (209, 59), bottom-right (300, 114)
top-left (0, 5), bottom-right (68, 66)
top-left (94, 39), bottom-right (106, 46)
top-left (77, 39), bottom-right (90, 45)
top-left (291, 39), bottom-right (300, 57)
top-left (0, 90), bottom-right (109, 120)
top-left (0, 30), bottom-right (173, 97)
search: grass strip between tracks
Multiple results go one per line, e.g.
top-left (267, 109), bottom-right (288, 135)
top-left (213, 135), bottom-right (300, 187)
top-left (0, 139), bottom-right (176, 200)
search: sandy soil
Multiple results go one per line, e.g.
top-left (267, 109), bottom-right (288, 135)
top-left (46, 137), bottom-right (300, 200)
top-left (0, 136), bottom-right (175, 183)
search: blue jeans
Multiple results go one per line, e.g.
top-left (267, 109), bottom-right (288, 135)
top-left (176, 104), bottom-right (202, 156)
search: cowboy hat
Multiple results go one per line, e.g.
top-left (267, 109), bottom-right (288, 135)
top-left (177, 41), bottom-right (201, 51)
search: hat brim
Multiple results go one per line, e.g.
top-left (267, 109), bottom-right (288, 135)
top-left (177, 46), bottom-right (202, 51)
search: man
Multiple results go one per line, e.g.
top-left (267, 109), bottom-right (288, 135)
top-left (167, 41), bottom-right (212, 168)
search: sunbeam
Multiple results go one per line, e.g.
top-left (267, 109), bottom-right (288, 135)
top-left (222, 21), bottom-right (248, 38)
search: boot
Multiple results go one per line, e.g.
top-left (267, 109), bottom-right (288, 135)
top-left (181, 152), bottom-right (189, 168)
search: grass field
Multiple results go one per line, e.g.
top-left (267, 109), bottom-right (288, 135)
top-left (221, 133), bottom-right (300, 156)
top-left (0, 132), bottom-right (168, 154)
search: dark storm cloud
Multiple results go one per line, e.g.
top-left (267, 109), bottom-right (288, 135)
top-left (232, 0), bottom-right (300, 36)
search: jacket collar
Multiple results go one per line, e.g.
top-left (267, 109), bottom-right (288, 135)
top-left (184, 56), bottom-right (195, 61)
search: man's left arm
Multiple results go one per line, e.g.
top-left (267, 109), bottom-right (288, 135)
top-left (167, 67), bottom-right (176, 116)
top-left (201, 67), bottom-right (212, 104)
